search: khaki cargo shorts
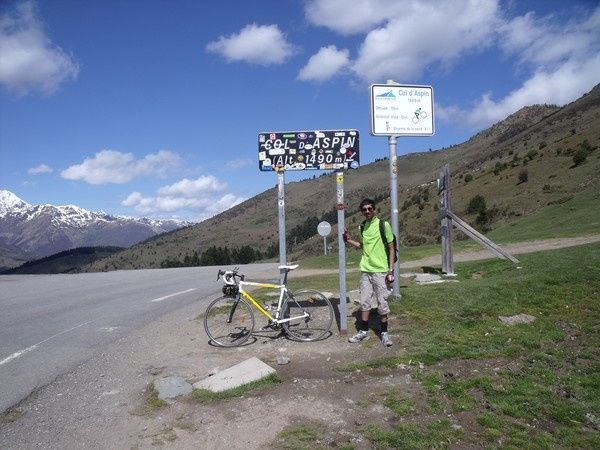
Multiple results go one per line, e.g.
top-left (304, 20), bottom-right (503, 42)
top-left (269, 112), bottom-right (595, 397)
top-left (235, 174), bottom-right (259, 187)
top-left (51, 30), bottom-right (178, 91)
top-left (359, 272), bottom-right (391, 315)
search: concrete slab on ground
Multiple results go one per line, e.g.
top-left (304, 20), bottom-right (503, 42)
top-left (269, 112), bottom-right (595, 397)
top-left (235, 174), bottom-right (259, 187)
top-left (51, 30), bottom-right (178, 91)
top-left (193, 357), bottom-right (276, 393)
top-left (154, 375), bottom-right (193, 400)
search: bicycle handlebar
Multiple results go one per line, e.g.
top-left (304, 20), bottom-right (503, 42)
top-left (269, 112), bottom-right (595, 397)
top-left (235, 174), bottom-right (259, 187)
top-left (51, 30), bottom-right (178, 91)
top-left (216, 268), bottom-right (244, 285)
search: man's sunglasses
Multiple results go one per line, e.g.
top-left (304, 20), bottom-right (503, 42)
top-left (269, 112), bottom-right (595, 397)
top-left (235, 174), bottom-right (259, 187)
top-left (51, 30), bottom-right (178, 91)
top-left (361, 206), bottom-right (374, 212)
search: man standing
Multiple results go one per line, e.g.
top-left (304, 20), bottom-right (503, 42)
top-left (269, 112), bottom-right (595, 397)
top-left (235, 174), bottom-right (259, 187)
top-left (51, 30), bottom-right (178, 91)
top-left (343, 198), bottom-right (395, 347)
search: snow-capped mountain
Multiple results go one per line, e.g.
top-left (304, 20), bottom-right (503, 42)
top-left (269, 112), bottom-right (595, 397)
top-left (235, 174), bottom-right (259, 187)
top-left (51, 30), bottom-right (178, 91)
top-left (0, 190), bottom-right (31, 216)
top-left (0, 190), bottom-right (191, 270)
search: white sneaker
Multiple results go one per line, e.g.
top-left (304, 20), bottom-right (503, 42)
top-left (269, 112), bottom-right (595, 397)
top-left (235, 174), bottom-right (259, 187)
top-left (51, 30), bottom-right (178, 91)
top-left (380, 332), bottom-right (393, 347)
top-left (348, 330), bottom-right (369, 343)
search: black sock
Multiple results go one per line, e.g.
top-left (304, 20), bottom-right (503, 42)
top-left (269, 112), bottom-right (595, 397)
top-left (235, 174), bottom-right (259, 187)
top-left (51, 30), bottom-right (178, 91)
top-left (361, 320), bottom-right (369, 332)
top-left (381, 321), bottom-right (388, 333)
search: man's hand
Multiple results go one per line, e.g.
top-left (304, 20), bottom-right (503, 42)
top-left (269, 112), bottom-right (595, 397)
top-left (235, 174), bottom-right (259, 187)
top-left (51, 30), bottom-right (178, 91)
top-left (385, 271), bottom-right (395, 284)
top-left (342, 228), bottom-right (349, 243)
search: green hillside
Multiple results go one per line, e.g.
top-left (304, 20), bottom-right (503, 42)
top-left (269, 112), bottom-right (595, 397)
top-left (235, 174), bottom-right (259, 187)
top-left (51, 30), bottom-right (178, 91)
top-left (83, 84), bottom-right (599, 272)
top-left (2, 247), bottom-right (124, 274)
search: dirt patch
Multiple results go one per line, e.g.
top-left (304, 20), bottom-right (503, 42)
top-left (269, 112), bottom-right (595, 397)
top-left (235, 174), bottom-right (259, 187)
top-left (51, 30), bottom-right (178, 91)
top-left (134, 330), bottom-right (419, 449)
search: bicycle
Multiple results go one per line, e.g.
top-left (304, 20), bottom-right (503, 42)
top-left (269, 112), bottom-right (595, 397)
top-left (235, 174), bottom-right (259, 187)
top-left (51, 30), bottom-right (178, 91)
top-left (203, 264), bottom-right (334, 347)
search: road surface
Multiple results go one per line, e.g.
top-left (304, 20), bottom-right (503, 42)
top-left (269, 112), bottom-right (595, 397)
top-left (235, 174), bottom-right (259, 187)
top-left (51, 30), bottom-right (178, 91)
top-left (0, 263), bottom-right (279, 413)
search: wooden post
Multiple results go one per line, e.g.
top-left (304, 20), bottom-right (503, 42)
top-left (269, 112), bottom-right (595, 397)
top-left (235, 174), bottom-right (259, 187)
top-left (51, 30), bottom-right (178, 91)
top-left (446, 211), bottom-right (520, 263)
top-left (438, 164), bottom-right (455, 275)
top-left (438, 164), bottom-right (519, 268)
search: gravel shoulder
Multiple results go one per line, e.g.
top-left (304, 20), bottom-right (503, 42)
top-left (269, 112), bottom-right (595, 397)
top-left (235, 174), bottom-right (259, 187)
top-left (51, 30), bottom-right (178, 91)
top-left (1, 235), bottom-right (598, 449)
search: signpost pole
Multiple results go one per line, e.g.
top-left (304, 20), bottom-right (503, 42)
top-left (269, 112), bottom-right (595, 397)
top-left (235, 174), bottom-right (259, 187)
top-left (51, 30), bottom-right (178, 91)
top-left (336, 171), bottom-right (348, 334)
top-left (370, 82), bottom-right (434, 298)
top-left (277, 169), bottom-right (286, 284)
top-left (388, 134), bottom-right (401, 298)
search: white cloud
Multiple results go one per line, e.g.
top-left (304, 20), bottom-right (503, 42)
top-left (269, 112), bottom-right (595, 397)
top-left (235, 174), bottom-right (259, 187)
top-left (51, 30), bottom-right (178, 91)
top-left (206, 23), bottom-right (295, 65)
top-left (438, 5), bottom-right (600, 128)
top-left (305, 0), bottom-right (398, 35)
top-left (499, 10), bottom-right (600, 67)
top-left (206, 193), bottom-right (245, 213)
top-left (122, 178), bottom-right (245, 218)
top-left (352, 0), bottom-right (500, 82)
top-left (121, 191), bottom-right (143, 207)
top-left (0, 0), bottom-right (79, 96)
top-left (61, 149), bottom-right (182, 185)
top-left (157, 176), bottom-right (226, 197)
top-left (28, 163), bottom-right (52, 174)
top-left (438, 54), bottom-right (600, 128)
top-left (298, 45), bottom-right (350, 82)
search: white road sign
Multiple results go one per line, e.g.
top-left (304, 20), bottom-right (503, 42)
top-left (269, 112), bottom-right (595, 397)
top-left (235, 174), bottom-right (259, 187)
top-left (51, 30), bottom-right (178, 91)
top-left (317, 221), bottom-right (331, 237)
top-left (370, 84), bottom-right (434, 136)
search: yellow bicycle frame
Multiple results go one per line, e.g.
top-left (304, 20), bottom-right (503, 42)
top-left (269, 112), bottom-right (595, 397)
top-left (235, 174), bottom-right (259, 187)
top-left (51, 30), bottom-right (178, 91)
top-left (238, 280), bottom-right (284, 321)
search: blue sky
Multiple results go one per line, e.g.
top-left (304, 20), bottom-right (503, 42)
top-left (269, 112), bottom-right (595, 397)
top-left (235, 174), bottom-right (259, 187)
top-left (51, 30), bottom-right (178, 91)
top-left (1, 0), bottom-right (599, 221)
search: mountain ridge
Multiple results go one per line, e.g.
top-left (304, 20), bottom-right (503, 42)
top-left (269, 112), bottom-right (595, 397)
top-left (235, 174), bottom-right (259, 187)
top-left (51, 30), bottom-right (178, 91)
top-left (0, 191), bottom-right (192, 270)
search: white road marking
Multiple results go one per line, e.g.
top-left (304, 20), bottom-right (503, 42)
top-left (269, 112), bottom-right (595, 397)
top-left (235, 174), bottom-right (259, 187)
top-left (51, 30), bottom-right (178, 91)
top-left (150, 288), bottom-right (197, 303)
top-left (0, 320), bottom-right (95, 366)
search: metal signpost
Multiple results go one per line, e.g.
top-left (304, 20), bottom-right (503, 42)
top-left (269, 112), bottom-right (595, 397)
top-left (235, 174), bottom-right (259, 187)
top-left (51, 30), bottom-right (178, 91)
top-left (276, 168), bottom-right (286, 283)
top-left (370, 82), bottom-right (434, 297)
top-left (336, 171), bottom-right (348, 334)
top-left (258, 130), bottom-right (360, 332)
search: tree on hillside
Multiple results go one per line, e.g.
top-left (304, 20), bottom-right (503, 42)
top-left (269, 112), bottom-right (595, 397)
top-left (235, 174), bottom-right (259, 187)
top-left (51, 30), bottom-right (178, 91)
top-left (466, 195), bottom-right (486, 215)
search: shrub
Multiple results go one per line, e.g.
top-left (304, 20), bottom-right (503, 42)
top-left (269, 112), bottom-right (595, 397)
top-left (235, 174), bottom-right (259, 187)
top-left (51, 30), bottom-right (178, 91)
top-left (571, 140), bottom-right (596, 167)
top-left (464, 173), bottom-right (473, 183)
top-left (525, 149), bottom-right (539, 161)
top-left (493, 162), bottom-right (508, 175)
top-left (466, 195), bottom-right (486, 215)
top-left (476, 207), bottom-right (499, 229)
top-left (518, 169), bottom-right (529, 183)
top-left (572, 149), bottom-right (587, 167)
top-left (580, 139), bottom-right (593, 152)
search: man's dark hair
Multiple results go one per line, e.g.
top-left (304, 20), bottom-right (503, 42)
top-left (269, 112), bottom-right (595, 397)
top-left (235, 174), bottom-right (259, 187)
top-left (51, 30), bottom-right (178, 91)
top-left (360, 198), bottom-right (375, 209)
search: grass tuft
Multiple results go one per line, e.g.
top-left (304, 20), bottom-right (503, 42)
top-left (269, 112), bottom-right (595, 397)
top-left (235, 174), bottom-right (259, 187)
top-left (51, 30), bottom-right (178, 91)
top-left (192, 374), bottom-right (280, 403)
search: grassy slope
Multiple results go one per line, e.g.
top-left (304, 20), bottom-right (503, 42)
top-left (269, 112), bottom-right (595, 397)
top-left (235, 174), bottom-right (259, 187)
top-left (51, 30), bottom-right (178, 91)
top-left (304, 242), bottom-right (600, 448)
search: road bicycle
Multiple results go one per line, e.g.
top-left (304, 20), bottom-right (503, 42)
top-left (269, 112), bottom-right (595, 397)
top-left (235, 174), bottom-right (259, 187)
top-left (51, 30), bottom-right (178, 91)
top-left (204, 265), bottom-right (335, 347)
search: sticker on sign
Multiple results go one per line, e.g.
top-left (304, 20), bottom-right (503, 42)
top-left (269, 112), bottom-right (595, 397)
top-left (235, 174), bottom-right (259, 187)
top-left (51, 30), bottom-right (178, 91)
top-left (370, 84), bottom-right (434, 136)
top-left (257, 130), bottom-right (360, 171)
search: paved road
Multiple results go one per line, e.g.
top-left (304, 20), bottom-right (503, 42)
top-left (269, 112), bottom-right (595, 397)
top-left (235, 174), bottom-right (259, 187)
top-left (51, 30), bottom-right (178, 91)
top-left (0, 263), bottom-right (279, 414)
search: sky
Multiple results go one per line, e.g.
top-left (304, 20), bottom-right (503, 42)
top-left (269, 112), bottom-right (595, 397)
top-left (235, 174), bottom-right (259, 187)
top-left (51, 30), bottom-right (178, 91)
top-left (1, 0), bottom-right (599, 221)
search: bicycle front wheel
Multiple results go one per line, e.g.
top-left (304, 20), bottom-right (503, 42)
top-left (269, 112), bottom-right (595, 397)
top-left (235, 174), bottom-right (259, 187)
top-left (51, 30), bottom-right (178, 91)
top-left (203, 296), bottom-right (255, 347)
top-left (281, 289), bottom-right (334, 341)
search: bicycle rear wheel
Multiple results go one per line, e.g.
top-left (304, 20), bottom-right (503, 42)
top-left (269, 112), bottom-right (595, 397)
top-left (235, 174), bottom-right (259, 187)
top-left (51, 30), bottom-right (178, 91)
top-left (281, 289), bottom-right (334, 341)
top-left (204, 296), bottom-right (255, 347)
